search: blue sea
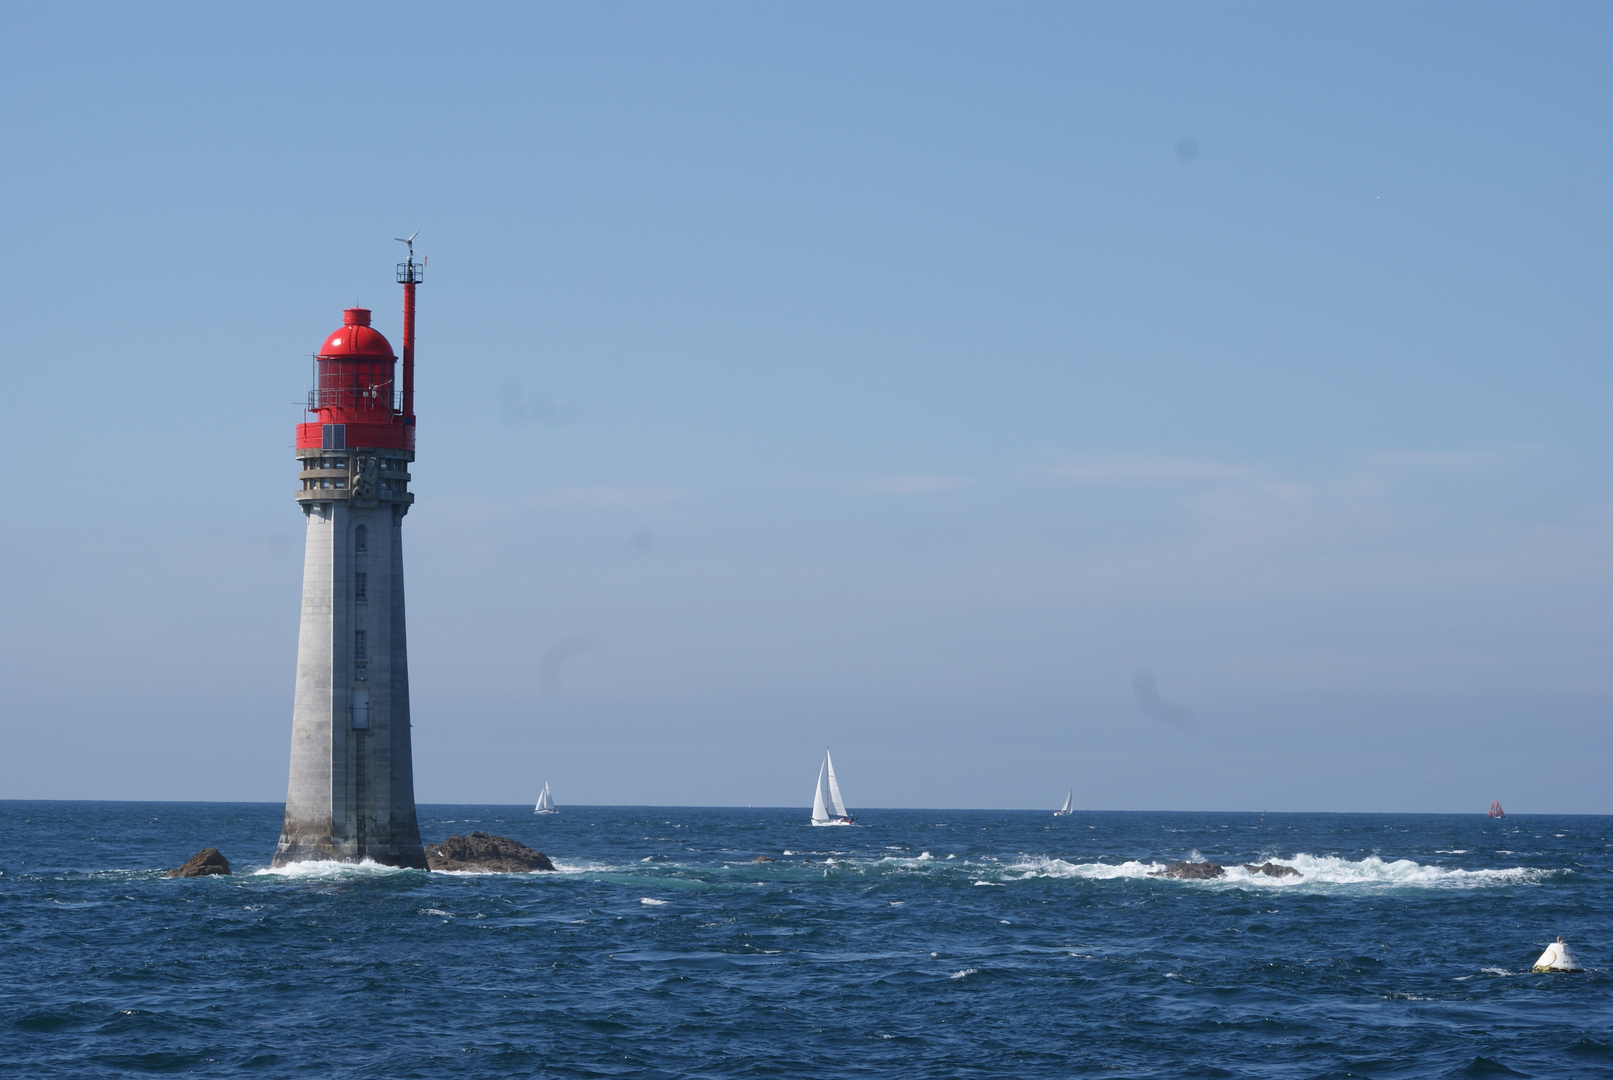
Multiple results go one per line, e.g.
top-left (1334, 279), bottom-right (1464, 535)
top-left (2, 802), bottom-right (1610, 1078)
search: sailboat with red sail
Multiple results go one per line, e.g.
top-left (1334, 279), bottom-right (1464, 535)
top-left (1487, 799), bottom-right (1505, 818)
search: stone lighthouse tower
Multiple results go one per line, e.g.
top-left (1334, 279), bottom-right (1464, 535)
top-left (273, 242), bottom-right (428, 867)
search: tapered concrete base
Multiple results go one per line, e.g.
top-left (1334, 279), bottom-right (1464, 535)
top-left (273, 482), bottom-right (426, 869)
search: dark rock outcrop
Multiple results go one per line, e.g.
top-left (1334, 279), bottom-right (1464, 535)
top-left (1150, 860), bottom-right (1225, 879)
top-left (423, 832), bottom-right (555, 873)
top-left (1242, 861), bottom-right (1301, 878)
top-left (752, 855), bottom-right (775, 863)
top-left (167, 848), bottom-right (231, 878)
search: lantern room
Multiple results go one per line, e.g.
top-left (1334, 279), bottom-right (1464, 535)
top-left (296, 307), bottom-right (414, 451)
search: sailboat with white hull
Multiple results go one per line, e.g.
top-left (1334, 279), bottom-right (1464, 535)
top-left (1054, 789), bottom-right (1073, 816)
top-left (810, 749), bottom-right (854, 825)
top-left (534, 782), bottom-right (557, 814)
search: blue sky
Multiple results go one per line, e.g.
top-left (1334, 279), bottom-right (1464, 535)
top-left (1, 3), bottom-right (1608, 811)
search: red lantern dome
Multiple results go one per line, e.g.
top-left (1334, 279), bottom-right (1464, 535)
top-left (297, 306), bottom-right (412, 451)
top-left (318, 308), bottom-right (396, 361)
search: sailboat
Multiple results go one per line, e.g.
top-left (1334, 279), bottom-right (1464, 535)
top-left (1487, 799), bottom-right (1505, 819)
top-left (1053, 789), bottom-right (1073, 816)
top-left (810, 749), bottom-right (854, 826)
top-left (534, 782), bottom-right (558, 815)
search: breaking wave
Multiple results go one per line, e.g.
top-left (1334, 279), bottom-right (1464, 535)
top-left (998, 853), bottom-right (1559, 890)
top-left (251, 858), bottom-right (424, 879)
top-left (247, 849), bottom-right (1559, 894)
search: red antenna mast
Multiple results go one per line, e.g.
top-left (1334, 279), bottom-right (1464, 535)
top-left (395, 231), bottom-right (422, 421)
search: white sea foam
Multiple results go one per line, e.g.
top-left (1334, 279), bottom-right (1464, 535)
top-left (251, 858), bottom-right (421, 879)
top-left (1001, 857), bottom-right (1164, 881)
top-left (996, 853), bottom-right (1557, 890)
top-left (640, 897), bottom-right (668, 906)
top-left (418, 908), bottom-right (452, 917)
top-left (950, 968), bottom-right (978, 980)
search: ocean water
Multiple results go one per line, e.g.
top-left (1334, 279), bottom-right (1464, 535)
top-left (2, 803), bottom-right (1610, 1078)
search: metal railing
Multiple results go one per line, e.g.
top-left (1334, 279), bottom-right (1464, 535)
top-left (306, 383), bottom-right (402, 412)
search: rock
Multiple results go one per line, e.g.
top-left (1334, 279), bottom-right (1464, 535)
top-left (1150, 860), bottom-right (1225, 879)
top-left (1242, 861), bottom-right (1300, 878)
top-left (167, 848), bottom-right (231, 878)
top-left (423, 832), bottom-right (555, 873)
top-left (752, 855), bottom-right (774, 863)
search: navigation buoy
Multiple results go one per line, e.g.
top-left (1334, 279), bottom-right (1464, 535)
top-left (1533, 936), bottom-right (1583, 973)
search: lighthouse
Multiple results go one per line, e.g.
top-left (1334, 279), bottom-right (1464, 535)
top-left (273, 241), bottom-right (428, 868)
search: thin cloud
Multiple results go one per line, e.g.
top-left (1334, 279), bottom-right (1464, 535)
top-left (862, 474), bottom-right (972, 495)
top-left (552, 486), bottom-right (689, 509)
top-left (1048, 456), bottom-right (1253, 484)
top-left (499, 381), bottom-right (577, 429)
top-left (1133, 669), bottom-right (1194, 728)
top-left (539, 633), bottom-right (602, 701)
top-left (1369, 449), bottom-right (1512, 470)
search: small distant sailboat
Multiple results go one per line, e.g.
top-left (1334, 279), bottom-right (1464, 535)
top-left (534, 782), bottom-right (558, 815)
top-left (810, 749), bottom-right (854, 826)
top-left (1054, 789), bottom-right (1073, 816)
top-left (1487, 799), bottom-right (1505, 819)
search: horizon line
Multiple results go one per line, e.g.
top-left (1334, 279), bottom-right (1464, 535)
top-left (0, 798), bottom-right (1587, 817)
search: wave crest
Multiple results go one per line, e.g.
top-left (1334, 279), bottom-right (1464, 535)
top-left (251, 858), bottom-right (423, 879)
top-left (999, 853), bottom-right (1557, 890)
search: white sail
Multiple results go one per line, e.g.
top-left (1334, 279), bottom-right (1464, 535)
top-left (811, 761), bottom-right (831, 824)
top-left (824, 750), bottom-right (848, 819)
top-left (534, 781), bottom-right (556, 813)
top-left (1055, 788), bottom-right (1073, 815)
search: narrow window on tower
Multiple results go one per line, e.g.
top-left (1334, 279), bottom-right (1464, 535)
top-left (355, 572), bottom-right (367, 602)
top-left (354, 629), bottom-right (368, 660)
top-left (355, 524), bottom-right (368, 553)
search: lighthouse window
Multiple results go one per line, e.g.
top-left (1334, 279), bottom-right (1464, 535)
top-left (355, 572), bottom-right (367, 602)
top-left (354, 629), bottom-right (368, 660)
top-left (355, 525), bottom-right (368, 552)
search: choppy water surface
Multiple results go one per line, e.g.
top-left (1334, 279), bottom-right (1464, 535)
top-left (2, 803), bottom-right (1610, 1078)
